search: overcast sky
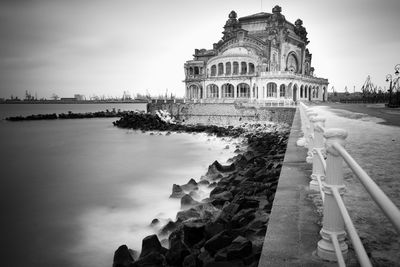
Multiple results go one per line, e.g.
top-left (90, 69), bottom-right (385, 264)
top-left (0, 0), bottom-right (399, 99)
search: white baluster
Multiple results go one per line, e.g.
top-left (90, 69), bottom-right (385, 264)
top-left (310, 116), bottom-right (326, 191)
top-left (306, 110), bottom-right (318, 163)
top-left (317, 128), bottom-right (348, 261)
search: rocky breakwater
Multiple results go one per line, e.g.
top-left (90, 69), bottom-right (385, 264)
top-left (112, 112), bottom-right (290, 267)
top-left (5, 109), bottom-right (133, 121)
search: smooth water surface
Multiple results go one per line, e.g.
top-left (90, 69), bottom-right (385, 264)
top-left (0, 104), bottom-right (235, 267)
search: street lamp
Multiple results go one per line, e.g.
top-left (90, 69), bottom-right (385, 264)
top-left (386, 74), bottom-right (393, 105)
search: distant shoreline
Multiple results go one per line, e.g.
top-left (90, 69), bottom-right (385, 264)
top-left (0, 100), bottom-right (149, 104)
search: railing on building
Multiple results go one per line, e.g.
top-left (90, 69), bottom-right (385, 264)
top-left (298, 102), bottom-right (400, 267)
top-left (183, 98), bottom-right (296, 107)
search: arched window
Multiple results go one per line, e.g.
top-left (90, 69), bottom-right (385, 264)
top-left (210, 65), bottom-right (216, 76)
top-left (267, 82), bottom-right (277, 97)
top-left (237, 83), bottom-right (250, 98)
top-left (222, 83), bottom-right (234, 98)
top-left (287, 52), bottom-right (298, 73)
top-left (218, 63), bottom-right (224, 76)
top-left (300, 85), bottom-right (304, 98)
top-left (280, 84), bottom-right (286, 97)
top-left (316, 87), bottom-right (319, 98)
top-left (249, 63), bottom-right (255, 74)
top-left (305, 86), bottom-right (308, 98)
top-left (194, 67), bottom-right (199, 75)
top-left (189, 67), bottom-right (194, 75)
top-left (188, 84), bottom-right (199, 99)
top-left (207, 84), bottom-right (219, 98)
top-left (241, 62), bottom-right (247, 74)
top-left (233, 62), bottom-right (239, 75)
top-left (312, 88), bottom-right (316, 98)
top-left (225, 62), bottom-right (231, 75)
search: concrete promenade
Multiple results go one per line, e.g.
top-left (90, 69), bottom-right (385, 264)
top-left (258, 108), bottom-right (342, 266)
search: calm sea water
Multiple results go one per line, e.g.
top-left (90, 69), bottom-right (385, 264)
top-left (0, 104), bottom-right (235, 267)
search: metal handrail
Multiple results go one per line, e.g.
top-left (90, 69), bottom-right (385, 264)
top-left (332, 187), bottom-right (373, 267)
top-left (298, 101), bottom-right (400, 266)
top-left (333, 142), bottom-right (400, 234)
top-left (330, 233), bottom-right (347, 267)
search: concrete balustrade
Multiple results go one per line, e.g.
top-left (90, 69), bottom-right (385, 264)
top-left (298, 102), bottom-right (400, 266)
top-left (310, 116), bottom-right (326, 192)
top-left (317, 128), bottom-right (349, 261)
top-left (305, 110), bottom-right (318, 163)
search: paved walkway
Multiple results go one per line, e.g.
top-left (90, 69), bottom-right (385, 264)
top-left (258, 108), bottom-right (332, 266)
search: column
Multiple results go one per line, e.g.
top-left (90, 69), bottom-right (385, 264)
top-left (310, 116), bottom-right (326, 191)
top-left (317, 128), bottom-right (348, 261)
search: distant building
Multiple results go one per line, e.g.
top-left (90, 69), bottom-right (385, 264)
top-left (74, 94), bottom-right (85, 101)
top-left (184, 5), bottom-right (328, 102)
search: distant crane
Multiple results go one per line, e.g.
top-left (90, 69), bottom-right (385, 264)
top-left (361, 75), bottom-right (377, 95)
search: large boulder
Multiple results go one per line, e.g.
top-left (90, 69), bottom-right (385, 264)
top-left (139, 235), bottom-right (164, 258)
top-left (181, 194), bottom-right (200, 209)
top-left (210, 191), bottom-right (233, 207)
top-left (183, 221), bottom-right (205, 247)
top-left (226, 236), bottom-right (252, 260)
top-left (131, 251), bottom-right (165, 267)
top-left (170, 184), bottom-right (185, 198)
top-left (113, 245), bottom-right (134, 267)
top-left (204, 230), bottom-right (234, 255)
top-left (177, 208), bottom-right (201, 222)
top-left (181, 178), bottom-right (199, 192)
top-left (159, 220), bottom-right (177, 236)
top-left (165, 230), bottom-right (190, 266)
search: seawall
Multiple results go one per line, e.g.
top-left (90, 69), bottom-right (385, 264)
top-left (147, 103), bottom-right (295, 126)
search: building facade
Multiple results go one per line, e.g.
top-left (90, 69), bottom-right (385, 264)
top-left (184, 6), bottom-right (328, 103)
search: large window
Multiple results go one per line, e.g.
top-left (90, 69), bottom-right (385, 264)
top-left (300, 85), bottom-right (304, 98)
top-left (194, 67), bottom-right (199, 75)
top-left (237, 83), bottom-right (250, 98)
top-left (241, 62), bottom-right (247, 74)
top-left (210, 65), bottom-right (216, 76)
top-left (233, 62), bottom-right (239, 75)
top-left (218, 63), bottom-right (224, 76)
top-left (225, 62), bottom-right (231, 75)
top-left (249, 63), bottom-right (255, 74)
top-left (287, 52), bottom-right (298, 73)
top-left (207, 84), bottom-right (219, 98)
top-left (267, 82), bottom-right (277, 97)
top-left (280, 84), bottom-right (286, 97)
top-left (222, 83), bottom-right (234, 98)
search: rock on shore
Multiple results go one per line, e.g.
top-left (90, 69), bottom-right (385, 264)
top-left (112, 113), bottom-right (290, 267)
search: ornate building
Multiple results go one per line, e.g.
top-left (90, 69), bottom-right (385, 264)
top-left (184, 6), bottom-right (328, 103)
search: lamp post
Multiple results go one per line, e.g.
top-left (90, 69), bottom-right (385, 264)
top-left (386, 64), bottom-right (400, 106)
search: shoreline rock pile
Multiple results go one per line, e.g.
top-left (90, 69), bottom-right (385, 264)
top-left (5, 109), bottom-right (135, 121)
top-left (112, 113), bottom-right (290, 267)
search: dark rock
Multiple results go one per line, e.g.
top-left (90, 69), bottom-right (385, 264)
top-left (232, 196), bottom-right (260, 211)
top-left (150, 218), bottom-right (160, 226)
top-left (177, 208), bottom-right (201, 222)
top-left (159, 220), bottom-right (177, 236)
top-left (113, 245), bottom-right (134, 267)
top-left (139, 234), bottom-right (163, 258)
top-left (131, 251), bottom-right (165, 267)
top-left (204, 261), bottom-right (245, 267)
top-left (166, 230), bottom-right (190, 266)
top-left (181, 194), bottom-right (200, 209)
top-left (226, 236), bottom-right (252, 260)
top-left (198, 180), bottom-right (210, 186)
top-left (207, 160), bottom-right (235, 176)
top-left (170, 184), bottom-right (185, 198)
top-left (198, 250), bottom-right (214, 266)
top-left (214, 248), bottom-right (228, 261)
top-left (183, 221), bottom-right (205, 247)
top-left (205, 221), bottom-right (225, 239)
top-left (231, 208), bottom-right (256, 228)
top-left (210, 191), bottom-right (233, 206)
top-left (209, 186), bottom-right (226, 197)
top-left (182, 253), bottom-right (200, 267)
top-left (181, 179), bottom-right (199, 192)
top-left (204, 230), bottom-right (234, 255)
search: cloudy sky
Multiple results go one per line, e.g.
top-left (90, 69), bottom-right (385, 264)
top-left (0, 0), bottom-right (399, 99)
